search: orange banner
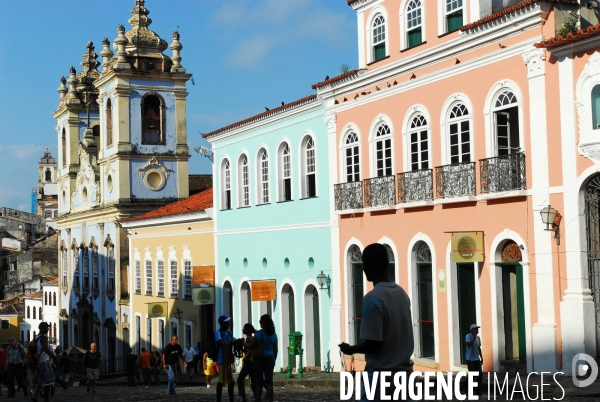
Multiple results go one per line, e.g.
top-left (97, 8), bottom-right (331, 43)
top-left (192, 266), bottom-right (215, 286)
top-left (251, 280), bottom-right (277, 301)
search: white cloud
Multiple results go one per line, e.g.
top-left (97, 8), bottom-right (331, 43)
top-left (0, 145), bottom-right (45, 160)
top-left (227, 36), bottom-right (273, 69)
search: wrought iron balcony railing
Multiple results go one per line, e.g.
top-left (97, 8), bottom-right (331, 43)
top-left (334, 181), bottom-right (363, 210)
top-left (435, 162), bottom-right (476, 199)
top-left (364, 176), bottom-right (396, 208)
top-left (397, 169), bottom-right (433, 203)
top-left (479, 153), bottom-right (526, 194)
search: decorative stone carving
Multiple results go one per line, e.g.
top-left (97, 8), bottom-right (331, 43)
top-left (137, 156), bottom-right (171, 179)
top-left (575, 52), bottom-right (600, 165)
top-left (324, 113), bottom-right (336, 134)
top-left (522, 49), bottom-right (546, 79)
top-left (100, 37), bottom-right (114, 70)
top-left (66, 67), bottom-right (81, 105)
top-left (57, 76), bottom-right (67, 106)
top-left (170, 30), bottom-right (185, 73)
top-left (124, 0), bottom-right (168, 59)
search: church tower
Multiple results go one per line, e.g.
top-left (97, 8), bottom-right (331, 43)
top-left (53, 0), bottom-right (191, 371)
top-left (36, 149), bottom-right (58, 229)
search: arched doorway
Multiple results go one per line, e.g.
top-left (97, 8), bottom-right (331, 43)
top-left (415, 241), bottom-right (434, 359)
top-left (383, 244), bottom-right (395, 282)
top-left (280, 284), bottom-right (295, 369)
top-left (500, 240), bottom-right (526, 363)
top-left (347, 245), bottom-right (363, 344)
top-left (585, 174), bottom-right (600, 353)
top-left (240, 282), bottom-right (252, 327)
top-left (304, 285), bottom-right (320, 368)
top-left (223, 281), bottom-right (233, 333)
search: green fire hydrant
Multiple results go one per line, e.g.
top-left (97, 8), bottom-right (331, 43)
top-left (285, 331), bottom-right (304, 379)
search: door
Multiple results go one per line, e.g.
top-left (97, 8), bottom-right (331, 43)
top-left (352, 261), bottom-right (364, 343)
top-left (501, 263), bottom-right (526, 363)
top-left (585, 174), bottom-right (600, 355)
top-left (312, 289), bottom-right (321, 367)
top-left (457, 263), bottom-right (477, 365)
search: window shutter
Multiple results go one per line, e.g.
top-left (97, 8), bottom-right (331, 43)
top-left (408, 28), bottom-right (422, 48)
top-left (374, 43), bottom-right (386, 61)
top-left (447, 10), bottom-right (463, 32)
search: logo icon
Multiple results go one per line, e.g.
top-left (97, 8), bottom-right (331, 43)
top-left (572, 353), bottom-right (598, 387)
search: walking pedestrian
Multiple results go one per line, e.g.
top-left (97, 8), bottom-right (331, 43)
top-left (183, 343), bottom-right (195, 378)
top-left (339, 243), bottom-right (414, 402)
top-left (31, 322), bottom-right (60, 402)
top-left (152, 351), bottom-right (162, 385)
top-left (466, 324), bottom-right (483, 395)
top-left (215, 315), bottom-right (235, 402)
top-left (248, 315), bottom-right (277, 402)
top-left (162, 336), bottom-right (185, 396)
top-left (193, 342), bottom-right (203, 374)
top-left (5, 336), bottom-right (27, 397)
top-left (125, 348), bottom-right (138, 387)
top-left (203, 348), bottom-right (216, 388)
top-left (238, 323), bottom-right (257, 402)
top-left (83, 342), bottom-right (103, 394)
top-left (138, 348), bottom-right (152, 388)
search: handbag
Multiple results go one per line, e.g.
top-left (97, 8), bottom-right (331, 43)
top-left (253, 330), bottom-right (264, 358)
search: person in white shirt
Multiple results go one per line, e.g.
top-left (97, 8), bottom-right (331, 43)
top-left (183, 343), bottom-right (196, 379)
top-left (465, 324), bottom-right (483, 395)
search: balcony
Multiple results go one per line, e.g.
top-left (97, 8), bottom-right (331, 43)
top-left (397, 169), bottom-right (433, 203)
top-left (334, 181), bottom-right (363, 210)
top-left (434, 162), bottom-right (476, 199)
top-left (479, 153), bottom-right (526, 194)
top-left (364, 176), bottom-right (396, 208)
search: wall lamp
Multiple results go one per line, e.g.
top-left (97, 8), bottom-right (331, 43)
top-left (173, 306), bottom-right (183, 323)
top-left (316, 271), bottom-right (331, 298)
top-left (540, 205), bottom-right (562, 245)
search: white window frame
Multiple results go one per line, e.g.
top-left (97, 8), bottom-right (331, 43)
top-left (277, 141), bottom-right (292, 202)
top-left (408, 113), bottom-right (430, 171)
top-left (62, 248), bottom-right (67, 287)
top-left (400, 0), bottom-right (426, 51)
top-left (483, 81), bottom-right (525, 158)
top-left (340, 127), bottom-right (362, 183)
top-left (135, 260), bottom-right (141, 294)
top-left (299, 133), bottom-right (317, 199)
top-left (170, 260), bottom-right (178, 298)
top-left (238, 153), bottom-right (250, 207)
top-left (183, 260), bottom-right (192, 299)
top-left (82, 247), bottom-right (89, 287)
top-left (368, 115), bottom-right (395, 178)
top-left (72, 244), bottom-right (79, 288)
top-left (367, 7), bottom-right (389, 64)
top-left (157, 259), bottom-right (165, 296)
top-left (107, 246), bottom-right (115, 291)
top-left (256, 148), bottom-right (270, 205)
top-left (440, 94), bottom-right (474, 165)
top-left (437, 0), bottom-right (466, 35)
top-left (221, 158), bottom-right (231, 210)
top-left (145, 260), bottom-right (153, 295)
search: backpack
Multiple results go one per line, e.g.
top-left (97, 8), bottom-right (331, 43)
top-left (26, 339), bottom-right (39, 365)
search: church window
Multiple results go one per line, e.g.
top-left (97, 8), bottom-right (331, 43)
top-left (141, 93), bottom-right (165, 145)
top-left (107, 246), bottom-right (115, 291)
top-left (92, 248), bottom-right (99, 291)
top-left (45, 168), bottom-right (52, 182)
top-left (106, 98), bottom-right (113, 147)
top-left (61, 128), bottom-right (67, 168)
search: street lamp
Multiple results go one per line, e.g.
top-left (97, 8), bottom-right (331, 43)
top-left (316, 271), bottom-right (331, 298)
top-left (540, 205), bottom-right (562, 245)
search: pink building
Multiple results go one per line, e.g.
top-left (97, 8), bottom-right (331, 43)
top-left (315, 0), bottom-right (600, 374)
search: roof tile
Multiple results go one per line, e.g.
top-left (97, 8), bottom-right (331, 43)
top-left (119, 188), bottom-right (213, 223)
top-left (534, 23), bottom-right (600, 49)
top-left (189, 174), bottom-right (213, 195)
top-left (311, 70), bottom-right (360, 90)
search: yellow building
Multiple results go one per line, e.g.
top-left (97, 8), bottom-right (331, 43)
top-left (119, 188), bottom-right (214, 354)
top-left (0, 303), bottom-right (25, 343)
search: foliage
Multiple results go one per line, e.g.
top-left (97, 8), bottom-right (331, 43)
top-left (339, 63), bottom-right (350, 74)
top-left (558, 14), bottom-right (579, 37)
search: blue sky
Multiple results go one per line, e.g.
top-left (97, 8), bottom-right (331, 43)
top-left (0, 0), bottom-right (357, 211)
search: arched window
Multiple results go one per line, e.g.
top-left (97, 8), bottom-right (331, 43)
top-left (170, 260), bottom-right (178, 297)
top-left (45, 168), bottom-right (52, 182)
top-left (493, 90), bottom-right (520, 156)
top-left (33, 306), bottom-right (36, 320)
top-left (44, 292), bottom-right (47, 305)
top-left (92, 248), bottom-right (99, 290)
top-left (221, 159), bottom-right (231, 210)
top-left (406, 0), bottom-right (423, 47)
top-left (344, 132), bottom-right (360, 182)
top-left (372, 15), bottom-right (386, 62)
top-left (445, 0), bottom-right (464, 33)
top-left (592, 85), bottom-right (600, 130)
top-left (241, 281), bottom-right (252, 327)
top-left (448, 103), bottom-right (471, 164)
top-left (301, 136), bottom-right (317, 198)
top-left (53, 293), bottom-right (56, 306)
top-left (348, 245), bottom-right (363, 344)
top-left (53, 323), bottom-right (57, 340)
top-left (374, 124), bottom-right (392, 177)
top-left (145, 260), bottom-right (153, 294)
top-left (44, 210), bottom-right (52, 218)
top-left (106, 97), bottom-right (113, 147)
top-left (82, 247), bottom-right (89, 289)
top-left (409, 114), bottom-right (429, 170)
top-left (238, 155), bottom-right (250, 207)
top-left (134, 260), bottom-right (141, 294)
top-left (141, 93), bottom-right (165, 145)
top-left (62, 248), bottom-right (67, 287)
top-left (39, 307), bottom-right (42, 320)
top-left (107, 245), bottom-right (115, 291)
top-left (157, 260), bottom-right (165, 296)
top-left (27, 306), bottom-right (30, 319)
top-left (258, 149), bottom-right (269, 204)
top-left (279, 143), bottom-right (292, 201)
top-left (73, 244), bottom-right (80, 288)
top-left (383, 244), bottom-right (396, 282)
top-left (415, 241), bottom-right (434, 358)
top-left (61, 128), bottom-right (67, 168)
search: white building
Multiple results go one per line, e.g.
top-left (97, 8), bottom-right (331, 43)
top-left (42, 279), bottom-right (59, 348)
top-left (21, 292), bottom-right (42, 343)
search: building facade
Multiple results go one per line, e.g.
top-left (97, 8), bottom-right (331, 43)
top-left (312, 0), bottom-right (597, 374)
top-left (204, 96), bottom-right (340, 371)
top-left (54, 0), bottom-right (191, 371)
top-left (120, 188), bottom-right (214, 354)
top-left (42, 279), bottom-right (60, 348)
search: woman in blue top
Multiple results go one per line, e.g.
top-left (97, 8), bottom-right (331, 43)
top-left (249, 314), bottom-right (278, 402)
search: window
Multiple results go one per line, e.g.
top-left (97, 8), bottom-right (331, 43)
top-left (415, 241), bottom-right (434, 358)
top-left (53, 210), bottom-right (58, 218)
top-left (170, 261), bottom-right (178, 297)
top-left (258, 149), bottom-right (269, 204)
top-left (448, 103), bottom-right (471, 164)
top-left (141, 94), bottom-right (165, 145)
top-left (39, 307), bottom-right (42, 320)
top-left (61, 128), bottom-right (66, 168)
top-left (147, 317), bottom-right (152, 350)
top-left (27, 306), bottom-right (30, 319)
top-left (279, 143), bottom-right (292, 201)
top-left (222, 159), bottom-right (231, 210)
top-left (82, 248), bottom-right (89, 289)
top-left (348, 245), bottom-right (363, 344)
top-left (44, 210), bottom-right (52, 218)
top-left (136, 316), bottom-right (141, 355)
top-left (183, 260), bottom-right (192, 299)
top-left (53, 323), bottom-right (57, 340)
top-left (344, 132), bottom-right (360, 182)
top-left (61, 249), bottom-right (67, 287)
top-left (33, 307), bottom-right (36, 320)
top-left (73, 247), bottom-right (79, 288)
top-left (53, 293), bottom-right (56, 306)
top-left (135, 260), bottom-right (141, 294)
top-left (145, 260), bottom-right (153, 295)
top-left (375, 124), bottom-right (392, 177)
top-left (107, 246), bottom-right (115, 291)
top-left (406, 0), bottom-right (423, 47)
top-left (302, 136), bottom-right (317, 198)
top-left (239, 156), bottom-right (250, 207)
top-left (409, 114), bottom-right (429, 170)
top-left (445, 0), bottom-right (463, 32)
top-left (1, 321), bottom-right (9, 330)
top-left (106, 97), bottom-right (113, 147)
top-left (372, 15), bottom-right (386, 62)
top-left (493, 90), bottom-right (520, 155)
top-left (157, 260), bottom-right (165, 296)
top-left (92, 248), bottom-right (98, 290)
top-left (45, 168), bottom-right (52, 182)
top-left (45, 292), bottom-right (47, 305)
top-left (159, 319), bottom-right (165, 351)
